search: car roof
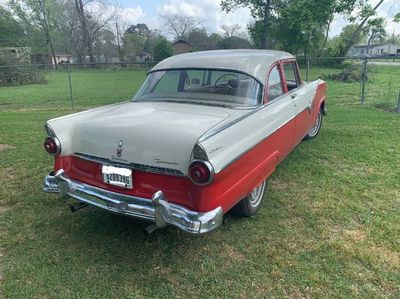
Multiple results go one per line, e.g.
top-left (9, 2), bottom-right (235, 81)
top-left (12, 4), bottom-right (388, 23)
top-left (150, 49), bottom-right (294, 83)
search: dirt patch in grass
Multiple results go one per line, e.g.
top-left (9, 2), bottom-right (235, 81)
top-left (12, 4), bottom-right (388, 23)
top-left (0, 144), bottom-right (15, 151)
top-left (221, 244), bottom-right (246, 262)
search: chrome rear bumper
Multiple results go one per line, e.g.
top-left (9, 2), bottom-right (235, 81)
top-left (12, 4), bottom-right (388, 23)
top-left (44, 170), bottom-right (223, 234)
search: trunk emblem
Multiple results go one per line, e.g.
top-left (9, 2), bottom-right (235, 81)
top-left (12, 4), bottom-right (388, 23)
top-left (117, 140), bottom-right (123, 157)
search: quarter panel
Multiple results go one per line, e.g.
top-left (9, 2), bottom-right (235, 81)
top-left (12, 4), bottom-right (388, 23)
top-left (201, 96), bottom-right (296, 173)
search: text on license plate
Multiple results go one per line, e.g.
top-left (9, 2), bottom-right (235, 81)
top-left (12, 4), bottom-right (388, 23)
top-left (102, 165), bottom-right (133, 189)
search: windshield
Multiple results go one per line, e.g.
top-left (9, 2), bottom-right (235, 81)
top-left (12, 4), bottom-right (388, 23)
top-left (134, 69), bottom-right (263, 107)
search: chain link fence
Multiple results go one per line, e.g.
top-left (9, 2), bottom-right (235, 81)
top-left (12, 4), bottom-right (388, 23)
top-left (0, 61), bottom-right (157, 110)
top-left (0, 57), bottom-right (399, 112)
top-left (298, 56), bottom-right (400, 112)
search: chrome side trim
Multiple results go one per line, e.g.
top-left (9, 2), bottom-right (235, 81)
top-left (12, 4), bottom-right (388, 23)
top-left (73, 152), bottom-right (186, 177)
top-left (198, 86), bottom-right (299, 143)
top-left (198, 106), bottom-right (263, 142)
top-left (44, 170), bottom-right (223, 234)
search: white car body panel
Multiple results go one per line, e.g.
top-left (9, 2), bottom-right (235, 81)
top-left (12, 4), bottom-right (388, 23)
top-left (200, 80), bottom-right (320, 172)
top-left (47, 101), bottom-right (249, 174)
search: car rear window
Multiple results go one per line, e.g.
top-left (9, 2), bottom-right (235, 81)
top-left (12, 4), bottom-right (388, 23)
top-left (134, 69), bottom-right (263, 107)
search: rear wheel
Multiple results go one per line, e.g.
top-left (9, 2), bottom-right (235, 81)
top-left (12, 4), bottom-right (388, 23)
top-left (231, 180), bottom-right (267, 217)
top-left (304, 109), bottom-right (322, 140)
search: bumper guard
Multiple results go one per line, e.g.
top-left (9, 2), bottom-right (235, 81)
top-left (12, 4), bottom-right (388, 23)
top-left (44, 169), bottom-right (223, 234)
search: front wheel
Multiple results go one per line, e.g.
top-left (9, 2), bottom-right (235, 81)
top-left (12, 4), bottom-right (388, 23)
top-left (304, 109), bottom-right (323, 140)
top-left (231, 180), bottom-right (267, 217)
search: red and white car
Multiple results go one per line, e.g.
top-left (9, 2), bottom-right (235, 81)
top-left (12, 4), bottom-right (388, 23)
top-left (44, 50), bottom-right (326, 234)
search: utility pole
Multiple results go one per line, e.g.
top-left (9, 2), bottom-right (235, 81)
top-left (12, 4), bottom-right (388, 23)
top-left (116, 22), bottom-right (123, 65)
top-left (38, 0), bottom-right (57, 69)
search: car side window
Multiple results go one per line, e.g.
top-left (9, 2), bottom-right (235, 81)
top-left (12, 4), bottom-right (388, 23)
top-left (267, 66), bottom-right (283, 101)
top-left (283, 62), bottom-right (300, 91)
top-left (153, 70), bottom-right (180, 93)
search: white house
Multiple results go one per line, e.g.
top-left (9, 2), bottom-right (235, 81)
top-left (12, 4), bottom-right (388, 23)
top-left (347, 43), bottom-right (400, 57)
top-left (51, 53), bottom-right (73, 64)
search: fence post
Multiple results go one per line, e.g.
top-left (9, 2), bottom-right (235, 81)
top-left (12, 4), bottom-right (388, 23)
top-left (360, 57), bottom-right (368, 104)
top-left (67, 64), bottom-right (75, 110)
top-left (396, 91), bottom-right (400, 113)
top-left (306, 56), bottom-right (310, 81)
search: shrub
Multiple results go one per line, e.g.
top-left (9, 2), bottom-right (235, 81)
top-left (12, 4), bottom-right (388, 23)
top-left (322, 63), bottom-right (363, 83)
top-left (0, 55), bottom-right (46, 87)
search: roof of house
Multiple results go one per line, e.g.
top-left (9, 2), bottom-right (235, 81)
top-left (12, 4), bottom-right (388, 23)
top-left (151, 49), bottom-right (294, 83)
top-left (54, 52), bottom-right (72, 56)
top-left (351, 43), bottom-right (400, 49)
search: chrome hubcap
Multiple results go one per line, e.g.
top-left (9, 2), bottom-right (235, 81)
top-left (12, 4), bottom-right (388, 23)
top-left (249, 181), bottom-right (266, 207)
top-left (308, 112), bottom-right (322, 137)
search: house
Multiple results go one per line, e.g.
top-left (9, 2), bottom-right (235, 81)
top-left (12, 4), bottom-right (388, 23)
top-left (0, 47), bottom-right (31, 64)
top-left (172, 39), bottom-right (199, 55)
top-left (135, 52), bottom-right (152, 62)
top-left (51, 53), bottom-right (73, 64)
top-left (347, 43), bottom-right (400, 57)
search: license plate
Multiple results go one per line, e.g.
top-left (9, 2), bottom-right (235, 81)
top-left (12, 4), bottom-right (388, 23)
top-left (102, 165), bottom-right (133, 189)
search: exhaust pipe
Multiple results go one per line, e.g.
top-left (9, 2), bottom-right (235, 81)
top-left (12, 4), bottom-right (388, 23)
top-left (70, 202), bottom-right (88, 212)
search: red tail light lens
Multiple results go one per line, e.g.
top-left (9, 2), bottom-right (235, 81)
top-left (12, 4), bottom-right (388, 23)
top-left (44, 137), bottom-right (61, 155)
top-left (188, 160), bottom-right (214, 185)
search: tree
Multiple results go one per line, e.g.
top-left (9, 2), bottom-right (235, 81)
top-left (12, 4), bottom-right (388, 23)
top-left (73, 0), bottom-right (117, 63)
top-left (161, 15), bottom-right (202, 40)
top-left (125, 23), bottom-right (151, 37)
top-left (394, 12), bottom-right (400, 23)
top-left (365, 17), bottom-right (386, 54)
top-left (218, 36), bottom-right (252, 49)
top-left (122, 24), bottom-right (161, 60)
top-left (327, 24), bottom-right (368, 57)
top-left (221, 24), bottom-right (241, 37)
top-left (93, 29), bottom-right (117, 62)
top-left (221, 0), bottom-right (279, 49)
top-left (186, 28), bottom-right (210, 49)
top-left (153, 37), bottom-right (173, 61)
top-left (0, 7), bottom-right (26, 47)
top-left (8, 0), bottom-right (61, 64)
top-left (339, 0), bottom-right (385, 57)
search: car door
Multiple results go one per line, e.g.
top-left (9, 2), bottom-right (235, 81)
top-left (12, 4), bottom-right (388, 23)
top-left (281, 60), bottom-right (313, 144)
top-left (264, 63), bottom-right (297, 158)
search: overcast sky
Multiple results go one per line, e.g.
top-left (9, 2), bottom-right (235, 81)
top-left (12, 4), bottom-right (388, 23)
top-left (118, 0), bottom-right (400, 37)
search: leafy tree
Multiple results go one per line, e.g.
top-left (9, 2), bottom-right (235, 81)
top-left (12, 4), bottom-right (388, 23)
top-left (339, 0), bottom-right (385, 57)
top-left (0, 7), bottom-right (26, 47)
top-left (222, 0), bottom-right (358, 52)
top-left (8, 0), bottom-right (61, 63)
top-left (365, 17), bottom-right (386, 54)
top-left (93, 29), bottom-right (117, 62)
top-left (221, 0), bottom-right (280, 49)
top-left (123, 24), bottom-right (161, 60)
top-left (186, 28), bottom-right (210, 49)
top-left (218, 36), bottom-right (252, 49)
top-left (327, 24), bottom-right (368, 57)
top-left (394, 12), bottom-right (400, 23)
top-left (153, 37), bottom-right (173, 61)
top-left (208, 33), bottom-right (224, 49)
top-left (125, 23), bottom-right (151, 37)
top-left (278, 0), bottom-right (356, 57)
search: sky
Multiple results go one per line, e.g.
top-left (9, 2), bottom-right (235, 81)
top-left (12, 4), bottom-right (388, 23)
top-left (0, 0), bottom-right (399, 38)
top-left (118, 0), bottom-right (400, 38)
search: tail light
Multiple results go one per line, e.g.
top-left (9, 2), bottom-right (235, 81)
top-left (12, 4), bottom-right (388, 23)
top-left (188, 160), bottom-right (214, 186)
top-left (44, 137), bottom-right (61, 155)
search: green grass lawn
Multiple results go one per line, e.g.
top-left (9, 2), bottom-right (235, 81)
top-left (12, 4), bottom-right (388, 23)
top-left (0, 69), bottom-right (399, 298)
top-left (0, 68), bottom-right (146, 110)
